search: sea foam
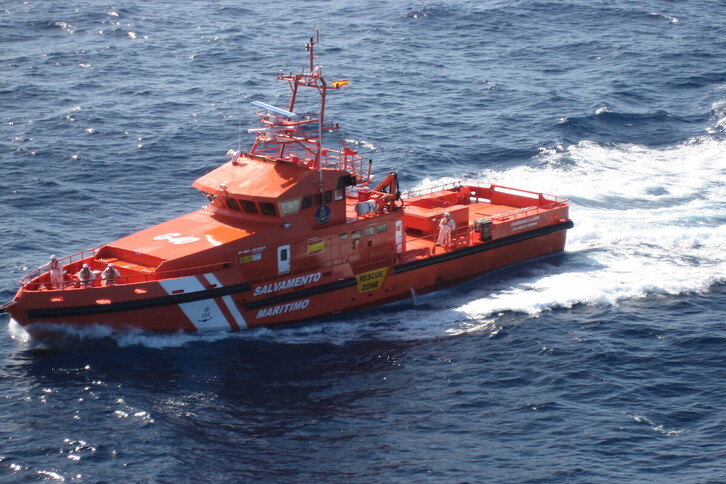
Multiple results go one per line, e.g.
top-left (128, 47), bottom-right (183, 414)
top-left (458, 135), bottom-right (725, 322)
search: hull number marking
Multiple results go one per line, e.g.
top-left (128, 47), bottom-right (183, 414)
top-left (154, 233), bottom-right (201, 245)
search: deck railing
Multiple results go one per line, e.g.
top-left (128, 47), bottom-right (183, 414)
top-left (401, 181), bottom-right (477, 200)
top-left (19, 257), bottom-right (232, 292)
top-left (488, 204), bottom-right (560, 223)
top-left (19, 248), bottom-right (100, 288)
top-left (248, 250), bottom-right (399, 287)
top-left (402, 181), bottom-right (568, 206)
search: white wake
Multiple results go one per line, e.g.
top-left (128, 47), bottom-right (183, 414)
top-left (7, 133), bottom-right (724, 348)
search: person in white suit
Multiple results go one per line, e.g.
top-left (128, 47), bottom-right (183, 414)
top-left (46, 255), bottom-right (64, 288)
top-left (101, 263), bottom-right (121, 286)
top-left (77, 264), bottom-right (95, 287)
top-left (436, 212), bottom-right (456, 247)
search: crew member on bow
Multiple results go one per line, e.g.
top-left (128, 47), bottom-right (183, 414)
top-left (77, 264), bottom-right (95, 288)
top-left (101, 263), bottom-right (121, 286)
top-left (46, 255), bottom-right (64, 289)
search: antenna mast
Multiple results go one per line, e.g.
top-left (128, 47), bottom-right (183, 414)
top-left (245, 31), bottom-right (366, 184)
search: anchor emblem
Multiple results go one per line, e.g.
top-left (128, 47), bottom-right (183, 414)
top-left (198, 306), bottom-right (213, 323)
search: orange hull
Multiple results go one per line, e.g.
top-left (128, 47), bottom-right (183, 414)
top-left (4, 187), bottom-right (571, 340)
top-left (2, 34), bottom-right (573, 342)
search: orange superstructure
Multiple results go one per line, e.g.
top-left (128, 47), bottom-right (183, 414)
top-left (2, 32), bottom-right (573, 341)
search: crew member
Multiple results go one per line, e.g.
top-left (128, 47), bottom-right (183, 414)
top-left (77, 264), bottom-right (95, 288)
top-left (101, 263), bottom-right (121, 286)
top-left (436, 212), bottom-right (456, 248)
top-left (47, 255), bottom-right (64, 288)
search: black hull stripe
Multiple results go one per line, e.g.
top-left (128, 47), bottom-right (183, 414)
top-left (27, 282), bottom-right (251, 319)
top-left (394, 220), bottom-right (574, 274)
top-left (244, 220), bottom-right (574, 310)
top-left (26, 220), bottom-right (573, 319)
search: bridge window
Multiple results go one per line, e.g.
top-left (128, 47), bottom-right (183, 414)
top-left (280, 198), bottom-right (302, 216)
top-left (226, 198), bottom-right (241, 211)
top-left (241, 200), bottom-right (258, 213)
top-left (259, 202), bottom-right (277, 216)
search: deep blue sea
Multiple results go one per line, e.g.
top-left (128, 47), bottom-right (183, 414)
top-left (2, 1), bottom-right (725, 482)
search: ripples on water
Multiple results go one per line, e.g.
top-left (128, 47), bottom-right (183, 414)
top-left (1, 1), bottom-right (725, 482)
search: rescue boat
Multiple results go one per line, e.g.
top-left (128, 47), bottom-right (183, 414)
top-left (2, 32), bottom-right (573, 341)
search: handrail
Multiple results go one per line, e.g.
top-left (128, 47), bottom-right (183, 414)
top-left (110, 261), bottom-right (233, 286)
top-left (401, 181), bottom-right (474, 199)
top-left (488, 203), bottom-right (564, 223)
top-left (246, 249), bottom-right (397, 288)
top-left (249, 256), bottom-right (351, 286)
top-left (19, 258), bottom-right (233, 292)
top-left (401, 181), bottom-right (569, 205)
top-left (402, 224), bottom-right (474, 250)
top-left (19, 248), bottom-right (100, 286)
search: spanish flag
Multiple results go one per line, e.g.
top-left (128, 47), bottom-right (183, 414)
top-left (331, 80), bottom-right (349, 89)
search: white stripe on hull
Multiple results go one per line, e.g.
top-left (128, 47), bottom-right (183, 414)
top-left (203, 274), bottom-right (247, 329)
top-left (158, 277), bottom-right (231, 331)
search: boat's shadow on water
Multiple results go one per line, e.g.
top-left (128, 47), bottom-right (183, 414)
top-left (5, 322), bottom-right (415, 430)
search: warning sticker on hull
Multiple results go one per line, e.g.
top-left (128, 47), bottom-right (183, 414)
top-left (355, 267), bottom-right (390, 293)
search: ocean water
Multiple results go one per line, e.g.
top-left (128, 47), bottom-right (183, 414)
top-left (1, 1), bottom-right (725, 482)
